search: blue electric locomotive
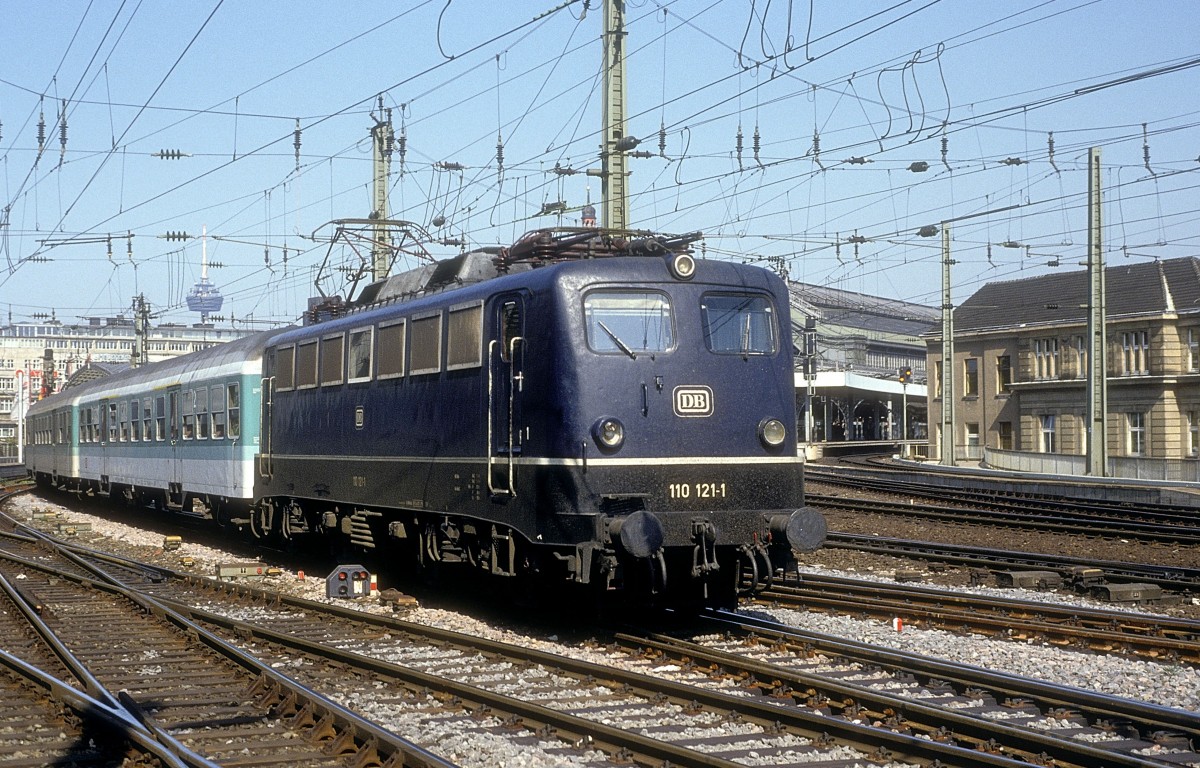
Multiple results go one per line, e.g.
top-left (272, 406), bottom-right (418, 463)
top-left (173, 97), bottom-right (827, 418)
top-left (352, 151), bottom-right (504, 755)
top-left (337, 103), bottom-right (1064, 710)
top-left (254, 230), bottom-right (824, 604)
top-left (26, 230), bottom-right (824, 606)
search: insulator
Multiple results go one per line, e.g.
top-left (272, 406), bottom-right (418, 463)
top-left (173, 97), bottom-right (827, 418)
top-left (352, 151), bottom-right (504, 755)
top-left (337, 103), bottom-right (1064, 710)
top-left (37, 110), bottom-right (46, 153)
top-left (735, 126), bottom-right (743, 170)
top-left (59, 101), bottom-right (68, 162)
top-left (658, 123), bottom-right (666, 156)
top-left (496, 135), bottom-right (504, 172)
top-left (397, 129), bottom-right (407, 171)
top-left (1142, 122), bottom-right (1154, 175)
top-left (753, 125), bottom-right (761, 166)
top-left (941, 134), bottom-right (949, 170)
top-left (264, 247), bottom-right (270, 266)
top-left (1047, 131), bottom-right (1058, 173)
top-left (813, 128), bottom-right (823, 169)
top-left (908, 161), bottom-right (929, 172)
top-left (384, 109), bottom-right (394, 156)
top-left (293, 119), bottom-right (302, 169)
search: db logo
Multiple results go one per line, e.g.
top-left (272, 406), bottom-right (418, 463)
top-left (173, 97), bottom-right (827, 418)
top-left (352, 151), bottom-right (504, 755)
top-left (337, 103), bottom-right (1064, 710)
top-left (673, 386), bottom-right (714, 417)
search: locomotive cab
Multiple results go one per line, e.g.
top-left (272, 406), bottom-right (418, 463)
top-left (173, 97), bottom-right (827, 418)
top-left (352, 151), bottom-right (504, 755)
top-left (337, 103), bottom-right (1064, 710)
top-left (504, 248), bottom-right (825, 604)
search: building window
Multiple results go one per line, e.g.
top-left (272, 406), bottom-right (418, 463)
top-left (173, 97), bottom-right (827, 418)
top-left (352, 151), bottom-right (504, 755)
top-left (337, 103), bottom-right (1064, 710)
top-left (965, 422), bottom-right (980, 447)
top-left (996, 355), bottom-right (1012, 393)
top-left (1126, 411), bottom-right (1146, 455)
top-left (997, 421), bottom-right (1013, 450)
top-left (1189, 329), bottom-right (1199, 373)
top-left (963, 358), bottom-right (979, 397)
top-left (1034, 338), bottom-right (1058, 379)
top-left (1121, 331), bottom-right (1149, 375)
top-left (933, 361), bottom-right (942, 399)
top-left (1188, 411), bottom-right (1199, 458)
top-left (1074, 335), bottom-right (1087, 379)
top-left (1040, 414), bottom-right (1056, 453)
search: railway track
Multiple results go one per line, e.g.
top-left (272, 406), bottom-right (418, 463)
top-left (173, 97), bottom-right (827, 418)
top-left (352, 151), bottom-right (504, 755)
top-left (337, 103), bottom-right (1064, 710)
top-left (825, 531), bottom-right (1200, 592)
top-left (757, 572), bottom-right (1200, 665)
top-left (807, 488), bottom-right (1200, 545)
top-left (807, 462), bottom-right (1199, 525)
top-left (0, 492), bottom-right (454, 768)
top-left (13, 525), bottom-right (1200, 768)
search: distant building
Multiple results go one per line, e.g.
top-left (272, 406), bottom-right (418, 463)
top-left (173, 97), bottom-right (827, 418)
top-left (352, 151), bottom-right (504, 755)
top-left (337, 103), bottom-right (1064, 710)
top-left (788, 282), bottom-right (936, 445)
top-left (0, 316), bottom-right (256, 459)
top-left (926, 256), bottom-right (1200, 468)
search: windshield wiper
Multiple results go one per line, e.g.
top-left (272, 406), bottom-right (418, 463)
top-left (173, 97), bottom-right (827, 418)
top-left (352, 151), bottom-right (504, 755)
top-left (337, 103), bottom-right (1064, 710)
top-left (597, 321), bottom-right (637, 359)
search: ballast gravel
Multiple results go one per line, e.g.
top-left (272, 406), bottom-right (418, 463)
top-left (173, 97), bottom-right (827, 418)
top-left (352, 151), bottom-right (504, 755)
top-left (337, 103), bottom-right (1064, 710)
top-left (8, 493), bottom-right (1200, 758)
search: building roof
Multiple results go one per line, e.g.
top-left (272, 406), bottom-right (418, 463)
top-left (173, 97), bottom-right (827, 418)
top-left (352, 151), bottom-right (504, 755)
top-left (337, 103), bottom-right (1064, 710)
top-left (954, 256), bottom-right (1200, 332)
top-left (789, 282), bottom-right (938, 338)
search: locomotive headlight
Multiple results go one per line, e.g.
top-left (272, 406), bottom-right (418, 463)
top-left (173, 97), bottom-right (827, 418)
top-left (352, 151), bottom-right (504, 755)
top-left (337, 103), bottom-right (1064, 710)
top-left (593, 417), bottom-right (626, 450)
top-left (668, 252), bottom-right (696, 280)
top-left (758, 417), bottom-right (787, 448)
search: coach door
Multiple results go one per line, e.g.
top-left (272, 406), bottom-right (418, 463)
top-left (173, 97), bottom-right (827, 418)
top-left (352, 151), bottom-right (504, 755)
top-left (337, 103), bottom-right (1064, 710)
top-left (487, 295), bottom-right (525, 497)
top-left (167, 387), bottom-right (183, 497)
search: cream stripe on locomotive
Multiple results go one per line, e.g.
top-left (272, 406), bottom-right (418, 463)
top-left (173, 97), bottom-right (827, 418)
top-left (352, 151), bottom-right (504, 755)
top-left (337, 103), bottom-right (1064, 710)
top-left (265, 453), bottom-right (803, 467)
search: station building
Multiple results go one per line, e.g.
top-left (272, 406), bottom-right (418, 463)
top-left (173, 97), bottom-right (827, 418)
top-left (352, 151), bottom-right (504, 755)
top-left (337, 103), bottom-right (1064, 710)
top-left (787, 282), bottom-right (935, 450)
top-left (925, 256), bottom-right (1200, 476)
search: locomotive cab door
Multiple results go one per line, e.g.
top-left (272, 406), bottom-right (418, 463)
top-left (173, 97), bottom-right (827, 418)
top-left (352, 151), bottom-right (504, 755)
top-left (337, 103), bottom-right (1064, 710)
top-left (487, 295), bottom-right (525, 498)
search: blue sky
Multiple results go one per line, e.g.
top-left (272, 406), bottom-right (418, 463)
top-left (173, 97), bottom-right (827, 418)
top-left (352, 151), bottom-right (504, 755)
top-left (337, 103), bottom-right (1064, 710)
top-left (1, 1), bottom-right (1198, 327)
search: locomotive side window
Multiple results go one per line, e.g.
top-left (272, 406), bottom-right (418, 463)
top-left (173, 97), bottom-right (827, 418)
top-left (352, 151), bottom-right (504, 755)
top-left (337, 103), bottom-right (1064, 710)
top-left (500, 300), bottom-right (521, 363)
top-left (226, 383), bottom-right (241, 438)
top-left (275, 345), bottom-right (296, 391)
top-left (377, 320), bottom-right (406, 379)
top-left (583, 292), bottom-right (674, 355)
top-left (320, 333), bottom-right (345, 386)
top-left (410, 311), bottom-right (443, 376)
top-left (296, 341), bottom-right (318, 389)
top-left (447, 302), bottom-right (483, 370)
top-left (701, 293), bottom-right (777, 355)
top-left (347, 327), bottom-right (373, 383)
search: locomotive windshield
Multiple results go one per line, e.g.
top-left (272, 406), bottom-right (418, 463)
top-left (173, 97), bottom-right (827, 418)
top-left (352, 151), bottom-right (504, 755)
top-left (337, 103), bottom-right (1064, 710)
top-left (701, 293), bottom-right (777, 355)
top-left (583, 291), bottom-right (674, 356)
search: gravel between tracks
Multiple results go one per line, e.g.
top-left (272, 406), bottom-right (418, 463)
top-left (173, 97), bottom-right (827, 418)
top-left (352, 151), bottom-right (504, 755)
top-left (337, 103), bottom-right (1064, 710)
top-left (7, 492), bottom-right (1200, 738)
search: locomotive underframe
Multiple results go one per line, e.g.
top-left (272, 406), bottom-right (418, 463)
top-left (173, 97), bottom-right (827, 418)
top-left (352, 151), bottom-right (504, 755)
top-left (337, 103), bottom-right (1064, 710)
top-left (254, 456), bottom-right (807, 604)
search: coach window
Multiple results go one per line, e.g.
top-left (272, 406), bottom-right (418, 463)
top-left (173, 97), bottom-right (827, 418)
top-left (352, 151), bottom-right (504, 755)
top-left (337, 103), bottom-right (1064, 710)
top-left (296, 341), bottom-right (318, 389)
top-left (700, 293), bottom-right (776, 355)
top-left (377, 320), bottom-right (406, 379)
top-left (275, 345), bottom-right (296, 391)
top-left (347, 327), bottom-right (373, 383)
top-left (142, 398), bottom-right (153, 441)
top-left (447, 302), bottom-right (483, 370)
top-left (155, 396), bottom-right (167, 441)
top-left (182, 390), bottom-right (195, 440)
top-left (320, 333), bottom-right (345, 386)
top-left (583, 292), bottom-right (674, 355)
top-left (211, 385), bottom-right (226, 439)
top-left (196, 388), bottom-right (210, 439)
top-left (227, 383), bottom-right (241, 438)
top-left (118, 401), bottom-right (129, 442)
top-left (129, 400), bottom-right (141, 441)
top-left (108, 403), bottom-right (118, 443)
top-left (410, 311), bottom-right (443, 375)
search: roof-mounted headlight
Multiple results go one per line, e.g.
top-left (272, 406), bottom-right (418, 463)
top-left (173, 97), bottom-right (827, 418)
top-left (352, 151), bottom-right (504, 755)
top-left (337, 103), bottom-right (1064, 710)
top-left (667, 252), bottom-right (696, 280)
